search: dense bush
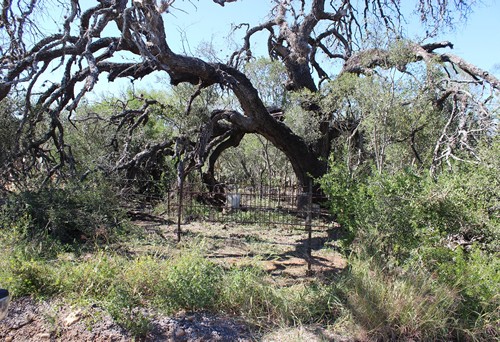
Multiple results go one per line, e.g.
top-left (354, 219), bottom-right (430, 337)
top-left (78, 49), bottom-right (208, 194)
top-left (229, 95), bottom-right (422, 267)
top-left (0, 176), bottom-right (127, 244)
top-left (321, 141), bottom-right (499, 260)
top-left (320, 140), bottom-right (500, 338)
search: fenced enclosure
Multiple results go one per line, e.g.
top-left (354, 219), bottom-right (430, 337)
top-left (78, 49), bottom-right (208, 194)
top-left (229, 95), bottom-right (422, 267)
top-left (120, 179), bottom-right (336, 274)
top-left (124, 182), bottom-right (335, 275)
top-left (178, 183), bottom-right (333, 228)
top-left (122, 180), bottom-right (335, 230)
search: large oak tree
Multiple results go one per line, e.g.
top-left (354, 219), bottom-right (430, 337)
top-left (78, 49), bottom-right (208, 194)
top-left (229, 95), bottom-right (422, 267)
top-left (1, 0), bottom-right (498, 189)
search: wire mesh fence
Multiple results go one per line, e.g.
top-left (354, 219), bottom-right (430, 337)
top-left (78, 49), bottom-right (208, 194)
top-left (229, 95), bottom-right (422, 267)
top-left (175, 183), bottom-right (333, 229)
top-left (118, 179), bottom-right (334, 230)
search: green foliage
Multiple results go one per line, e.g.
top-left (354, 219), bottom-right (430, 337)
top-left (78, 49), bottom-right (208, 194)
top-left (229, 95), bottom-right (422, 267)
top-left (322, 69), bottom-right (444, 172)
top-left (220, 264), bottom-right (339, 325)
top-left (59, 252), bottom-right (124, 299)
top-left (318, 159), bottom-right (360, 247)
top-left (387, 39), bottom-right (418, 67)
top-left (0, 97), bottom-right (21, 167)
top-left (161, 249), bottom-right (222, 311)
top-left (244, 57), bottom-right (288, 107)
top-left (2, 256), bottom-right (58, 298)
top-left (0, 237), bottom-right (340, 330)
top-left (1, 175), bottom-right (127, 244)
top-left (281, 283), bottom-right (341, 325)
top-left (321, 145), bottom-right (499, 262)
top-left (219, 265), bottom-right (282, 320)
top-left (167, 83), bottom-right (222, 133)
top-left (284, 90), bottom-right (324, 144)
top-left (0, 220), bottom-right (62, 297)
top-left (66, 94), bottom-right (177, 195)
top-left (417, 245), bottom-right (500, 331)
top-left (215, 133), bottom-right (294, 186)
top-left (3, 226), bottom-right (495, 339)
top-left (321, 138), bottom-right (500, 338)
top-left (107, 287), bottom-right (152, 339)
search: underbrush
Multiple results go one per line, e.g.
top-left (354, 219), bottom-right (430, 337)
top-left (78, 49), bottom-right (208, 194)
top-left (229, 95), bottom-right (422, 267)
top-left (0, 237), bottom-right (340, 338)
top-left (320, 146), bottom-right (500, 340)
top-left (219, 265), bottom-right (340, 325)
top-left (1, 229), bottom-right (498, 340)
top-left (0, 176), bottom-right (127, 245)
top-left (336, 257), bottom-right (460, 341)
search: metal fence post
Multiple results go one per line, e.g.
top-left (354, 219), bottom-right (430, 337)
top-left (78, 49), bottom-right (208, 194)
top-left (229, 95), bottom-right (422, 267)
top-left (167, 187), bottom-right (171, 219)
top-left (306, 179), bottom-right (313, 276)
top-left (177, 161), bottom-right (184, 243)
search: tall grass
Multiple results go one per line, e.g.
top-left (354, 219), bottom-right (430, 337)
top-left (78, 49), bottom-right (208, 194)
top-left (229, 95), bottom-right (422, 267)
top-left (335, 257), bottom-right (460, 341)
top-left (0, 241), bottom-right (338, 335)
top-left (1, 233), bottom-right (497, 340)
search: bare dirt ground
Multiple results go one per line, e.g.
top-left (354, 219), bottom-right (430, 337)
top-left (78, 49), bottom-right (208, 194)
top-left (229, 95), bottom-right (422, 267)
top-left (137, 219), bottom-right (346, 282)
top-left (0, 297), bottom-right (255, 341)
top-left (0, 218), bottom-right (347, 341)
top-left (0, 297), bottom-right (346, 342)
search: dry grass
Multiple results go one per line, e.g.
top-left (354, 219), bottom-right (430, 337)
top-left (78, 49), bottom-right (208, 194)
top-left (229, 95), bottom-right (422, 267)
top-left (126, 219), bottom-right (346, 284)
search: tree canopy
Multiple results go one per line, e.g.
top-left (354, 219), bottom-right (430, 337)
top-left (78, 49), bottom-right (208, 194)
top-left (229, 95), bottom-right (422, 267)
top-left (1, 3), bottom-right (499, 337)
top-left (0, 0), bottom-right (498, 189)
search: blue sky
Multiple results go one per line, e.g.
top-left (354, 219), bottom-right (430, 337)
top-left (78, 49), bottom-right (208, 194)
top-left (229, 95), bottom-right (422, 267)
top-left (430, 0), bottom-right (500, 73)
top-left (163, 0), bottom-right (500, 70)
top-left (85, 0), bottom-right (500, 95)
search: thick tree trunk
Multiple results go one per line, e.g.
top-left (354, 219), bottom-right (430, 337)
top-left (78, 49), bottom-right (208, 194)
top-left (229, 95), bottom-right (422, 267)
top-left (9, 1), bottom-right (495, 192)
top-left (216, 65), bottom-right (326, 186)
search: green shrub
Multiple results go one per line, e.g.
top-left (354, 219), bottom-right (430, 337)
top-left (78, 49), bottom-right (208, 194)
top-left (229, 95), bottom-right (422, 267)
top-left (102, 246), bottom-right (225, 313)
top-left (0, 216), bottom-right (64, 297)
top-left (321, 158), bottom-right (498, 263)
top-left (162, 249), bottom-right (222, 311)
top-left (417, 245), bottom-right (500, 336)
top-left (119, 255), bottom-right (170, 302)
top-left (58, 252), bottom-right (125, 299)
top-left (107, 287), bottom-right (152, 339)
top-left (1, 176), bottom-right (126, 244)
top-left (1, 256), bottom-right (59, 298)
top-left (321, 165), bottom-right (424, 260)
top-left (321, 145), bottom-right (500, 339)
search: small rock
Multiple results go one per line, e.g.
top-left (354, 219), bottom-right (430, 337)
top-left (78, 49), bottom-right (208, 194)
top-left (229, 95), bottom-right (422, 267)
top-left (175, 328), bottom-right (186, 337)
top-left (35, 332), bottom-right (51, 339)
top-left (212, 330), bottom-right (222, 340)
top-left (168, 321), bottom-right (178, 332)
top-left (64, 310), bottom-right (82, 326)
top-left (5, 336), bottom-right (13, 342)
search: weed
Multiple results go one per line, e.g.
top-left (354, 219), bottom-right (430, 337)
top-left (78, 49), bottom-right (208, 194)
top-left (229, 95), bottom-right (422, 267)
top-left (335, 257), bottom-right (459, 341)
top-left (162, 248), bottom-right (222, 311)
top-left (219, 265), bottom-right (282, 321)
top-left (107, 288), bottom-right (152, 339)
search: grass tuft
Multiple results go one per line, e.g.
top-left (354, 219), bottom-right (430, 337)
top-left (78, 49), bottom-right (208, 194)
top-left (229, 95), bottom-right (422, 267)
top-left (336, 257), bottom-right (460, 341)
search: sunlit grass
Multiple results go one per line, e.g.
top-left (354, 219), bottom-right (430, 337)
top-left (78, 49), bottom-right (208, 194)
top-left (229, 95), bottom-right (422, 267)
top-left (1, 216), bottom-right (497, 340)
